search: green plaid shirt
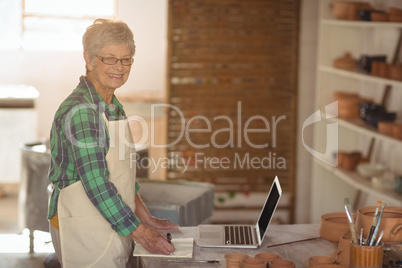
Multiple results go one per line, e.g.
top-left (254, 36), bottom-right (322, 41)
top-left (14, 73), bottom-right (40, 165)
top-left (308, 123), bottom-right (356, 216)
top-left (47, 76), bottom-right (140, 236)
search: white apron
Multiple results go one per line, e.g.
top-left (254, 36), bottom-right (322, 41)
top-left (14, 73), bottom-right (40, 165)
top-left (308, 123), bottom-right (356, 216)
top-left (58, 114), bottom-right (136, 268)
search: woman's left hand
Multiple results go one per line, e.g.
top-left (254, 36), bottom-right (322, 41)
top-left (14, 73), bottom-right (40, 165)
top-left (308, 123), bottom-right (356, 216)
top-left (134, 194), bottom-right (180, 230)
top-left (145, 216), bottom-right (179, 230)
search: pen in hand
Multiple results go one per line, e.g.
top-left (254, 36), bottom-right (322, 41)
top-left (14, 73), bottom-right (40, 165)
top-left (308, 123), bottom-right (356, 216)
top-left (167, 233), bottom-right (172, 244)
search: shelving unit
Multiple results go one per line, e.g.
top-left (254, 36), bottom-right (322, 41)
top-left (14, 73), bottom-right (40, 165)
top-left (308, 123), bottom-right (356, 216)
top-left (315, 159), bottom-right (402, 206)
top-left (311, 0), bottom-right (402, 221)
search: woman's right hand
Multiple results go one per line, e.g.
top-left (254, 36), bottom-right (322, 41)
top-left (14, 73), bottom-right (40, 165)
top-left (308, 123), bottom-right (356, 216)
top-left (131, 223), bottom-right (175, 255)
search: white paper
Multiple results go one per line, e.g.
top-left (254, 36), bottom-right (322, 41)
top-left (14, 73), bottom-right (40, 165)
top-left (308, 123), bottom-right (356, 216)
top-left (133, 238), bottom-right (194, 258)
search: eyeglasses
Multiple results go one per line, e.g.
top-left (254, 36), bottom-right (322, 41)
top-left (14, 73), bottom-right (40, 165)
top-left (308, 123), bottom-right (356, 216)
top-left (96, 55), bottom-right (134, 66)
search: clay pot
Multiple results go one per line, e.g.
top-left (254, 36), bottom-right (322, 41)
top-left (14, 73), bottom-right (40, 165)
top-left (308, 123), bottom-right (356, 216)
top-left (371, 12), bottom-right (389, 22)
top-left (389, 64), bottom-right (402, 81)
top-left (392, 123), bottom-right (402, 140)
top-left (337, 151), bottom-right (362, 171)
top-left (371, 61), bottom-right (381, 76)
top-left (342, 152), bottom-right (362, 171)
top-left (377, 62), bottom-right (390, 78)
top-left (378, 121), bottom-right (394, 136)
top-left (269, 259), bottom-right (295, 268)
top-left (333, 52), bottom-right (357, 71)
top-left (240, 257), bottom-right (266, 268)
top-left (389, 7), bottom-right (402, 15)
top-left (355, 206), bottom-right (402, 244)
top-left (350, 243), bottom-right (384, 267)
top-left (389, 14), bottom-right (402, 22)
top-left (337, 152), bottom-right (346, 167)
top-left (332, 2), bottom-right (373, 20)
top-left (225, 253), bottom-right (250, 268)
top-left (338, 98), bottom-right (361, 119)
top-left (309, 256), bottom-right (334, 267)
top-left (255, 252), bottom-right (281, 265)
top-left (333, 91), bottom-right (359, 100)
top-left (388, 7), bottom-right (402, 24)
top-left (319, 212), bottom-right (355, 243)
top-left (333, 91), bottom-right (371, 119)
top-left (331, 236), bottom-right (351, 267)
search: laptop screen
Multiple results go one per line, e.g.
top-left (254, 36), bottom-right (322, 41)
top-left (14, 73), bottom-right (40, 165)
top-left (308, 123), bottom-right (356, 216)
top-left (257, 178), bottom-right (281, 241)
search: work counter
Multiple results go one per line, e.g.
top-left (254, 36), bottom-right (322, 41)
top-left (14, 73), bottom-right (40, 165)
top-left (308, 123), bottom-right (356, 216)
top-left (136, 224), bottom-right (337, 267)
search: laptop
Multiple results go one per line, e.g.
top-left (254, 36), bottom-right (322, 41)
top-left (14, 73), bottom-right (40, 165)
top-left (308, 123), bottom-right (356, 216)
top-left (197, 176), bottom-right (282, 248)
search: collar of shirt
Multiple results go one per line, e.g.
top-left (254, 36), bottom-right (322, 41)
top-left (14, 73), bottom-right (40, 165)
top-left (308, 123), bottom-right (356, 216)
top-left (79, 76), bottom-right (126, 121)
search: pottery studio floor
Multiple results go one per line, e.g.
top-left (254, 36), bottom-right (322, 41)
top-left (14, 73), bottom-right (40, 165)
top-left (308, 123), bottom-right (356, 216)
top-left (0, 184), bottom-right (55, 268)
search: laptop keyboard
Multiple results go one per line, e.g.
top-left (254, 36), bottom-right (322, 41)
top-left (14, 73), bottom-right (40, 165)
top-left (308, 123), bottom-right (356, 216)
top-left (224, 226), bottom-right (254, 245)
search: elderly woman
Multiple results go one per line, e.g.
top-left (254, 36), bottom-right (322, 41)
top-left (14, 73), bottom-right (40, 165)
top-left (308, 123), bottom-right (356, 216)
top-left (47, 19), bottom-right (177, 267)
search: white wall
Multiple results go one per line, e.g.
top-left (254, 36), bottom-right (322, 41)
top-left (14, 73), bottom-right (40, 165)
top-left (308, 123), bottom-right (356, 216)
top-left (295, 0), bottom-right (319, 223)
top-left (0, 0), bottom-right (168, 139)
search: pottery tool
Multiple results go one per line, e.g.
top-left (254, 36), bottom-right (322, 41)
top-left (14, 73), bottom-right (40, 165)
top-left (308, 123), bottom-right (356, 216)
top-left (366, 207), bottom-right (379, 243)
top-left (266, 237), bottom-right (322, 248)
top-left (375, 230), bottom-right (384, 246)
top-left (344, 198), bottom-right (358, 244)
top-left (167, 259), bottom-right (219, 264)
top-left (360, 227), bottom-right (364, 245)
top-left (369, 201), bottom-right (386, 246)
top-left (167, 233), bottom-right (172, 244)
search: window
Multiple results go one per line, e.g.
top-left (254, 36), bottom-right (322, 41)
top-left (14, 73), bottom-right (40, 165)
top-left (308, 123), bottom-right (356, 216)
top-left (0, 0), bottom-right (115, 50)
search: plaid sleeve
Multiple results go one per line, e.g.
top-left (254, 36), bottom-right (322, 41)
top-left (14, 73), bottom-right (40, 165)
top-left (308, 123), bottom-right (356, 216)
top-left (64, 106), bottom-right (140, 236)
top-left (135, 182), bottom-right (140, 194)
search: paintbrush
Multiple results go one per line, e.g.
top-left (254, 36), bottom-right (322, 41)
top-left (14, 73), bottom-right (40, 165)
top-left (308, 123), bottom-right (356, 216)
top-left (375, 230), bottom-right (384, 246)
top-left (344, 198), bottom-right (358, 245)
top-left (366, 207), bottom-right (379, 243)
top-left (369, 201), bottom-right (386, 246)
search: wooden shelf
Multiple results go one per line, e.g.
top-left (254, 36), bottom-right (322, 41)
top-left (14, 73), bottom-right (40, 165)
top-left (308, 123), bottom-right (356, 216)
top-left (318, 65), bottom-right (402, 88)
top-left (321, 19), bottom-right (402, 29)
top-left (315, 158), bottom-right (402, 206)
top-left (312, 0), bottom-right (402, 221)
top-left (330, 117), bottom-right (402, 146)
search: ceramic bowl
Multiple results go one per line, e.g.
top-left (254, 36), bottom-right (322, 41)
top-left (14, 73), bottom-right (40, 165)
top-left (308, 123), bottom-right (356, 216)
top-left (319, 212), bottom-right (355, 243)
top-left (355, 206), bottom-right (402, 244)
top-left (357, 163), bottom-right (385, 178)
top-left (389, 64), bottom-right (402, 81)
top-left (240, 257), bottom-right (266, 268)
top-left (371, 12), bottom-right (389, 22)
top-left (255, 252), bottom-right (281, 263)
top-left (378, 121), bottom-right (394, 136)
top-left (392, 123), bottom-right (402, 140)
top-left (389, 14), bottom-right (402, 22)
top-left (333, 52), bottom-right (357, 70)
top-left (389, 7), bottom-right (402, 15)
top-left (371, 173), bottom-right (395, 190)
top-left (340, 151), bottom-right (361, 171)
top-left (377, 62), bottom-right (390, 78)
top-left (225, 253), bottom-right (250, 268)
top-left (333, 91), bottom-right (359, 100)
top-left (332, 2), bottom-right (372, 20)
top-left (269, 259), bottom-right (295, 268)
top-left (308, 256), bottom-right (334, 267)
top-left (338, 98), bottom-right (362, 119)
top-left (332, 2), bottom-right (353, 20)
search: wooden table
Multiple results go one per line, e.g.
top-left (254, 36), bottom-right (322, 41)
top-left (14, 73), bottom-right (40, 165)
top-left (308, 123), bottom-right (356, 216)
top-left (137, 224), bottom-right (338, 267)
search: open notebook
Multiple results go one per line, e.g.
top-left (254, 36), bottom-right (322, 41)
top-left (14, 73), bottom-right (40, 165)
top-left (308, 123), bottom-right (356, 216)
top-left (133, 238), bottom-right (193, 258)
